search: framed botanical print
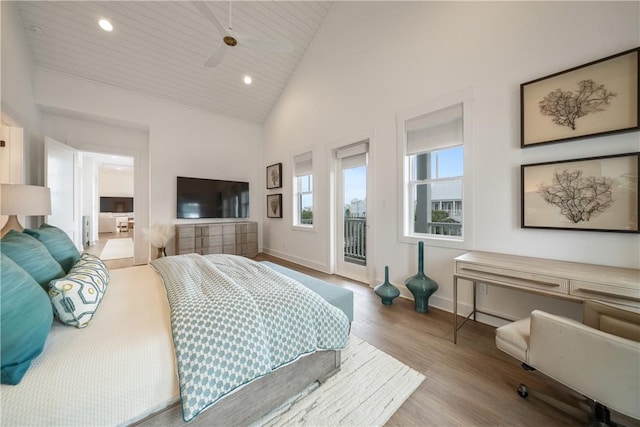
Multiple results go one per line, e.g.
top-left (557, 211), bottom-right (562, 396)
top-left (266, 163), bottom-right (282, 189)
top-left (521, 47), bottom-right (639, 147)
top-left (521, 152), bottom-right (639, 233)
top-left (267, 194), bottom-right (282, 218)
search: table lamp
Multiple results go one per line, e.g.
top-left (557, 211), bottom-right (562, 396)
top-left (1, 184), bottom-right (52, 237)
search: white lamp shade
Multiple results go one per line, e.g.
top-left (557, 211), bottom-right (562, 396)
top-left (1, 184), bottom-right (52, 216)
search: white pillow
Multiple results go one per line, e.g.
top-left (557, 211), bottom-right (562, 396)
top-left (49, 254), bottom-right (110, 328)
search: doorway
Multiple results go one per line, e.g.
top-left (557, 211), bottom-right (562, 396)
top-left (91, 152), bottom-right (135, 266)
top-left (334, 140), bottom-right (370, 282)
top-left (45, 137), bottom-right (136, 261)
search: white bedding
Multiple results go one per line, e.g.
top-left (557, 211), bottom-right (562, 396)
top-left (1, 266), bottom-right (180, 426)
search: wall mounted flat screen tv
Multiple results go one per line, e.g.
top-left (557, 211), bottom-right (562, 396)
top-left (100, 197), bottom-right (134, 213)
top-left (177, 176), bottom-right (249, 219)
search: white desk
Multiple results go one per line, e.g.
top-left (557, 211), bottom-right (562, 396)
top-left (452, 251), bottom-right (640, 343)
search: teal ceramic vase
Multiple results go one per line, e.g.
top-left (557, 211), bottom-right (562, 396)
top-left (405, 241), bottom-right (438, 313)
top-left (374, 266), bottom-right (400, 305)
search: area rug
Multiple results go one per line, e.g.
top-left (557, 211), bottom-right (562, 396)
top-left (99, 238), bottom-right (134, 260)
top-left (253, 335), bottom-right (425, 426)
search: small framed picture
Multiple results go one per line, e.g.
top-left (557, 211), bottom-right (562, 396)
top-left (522, 152), bottom-right (639, 233)
top-left (267, 194), bottom-right (282, 218)
top-left (521, 47), bottom-right (639, 147)
top-left (266, 163), bottom-right (282, 189)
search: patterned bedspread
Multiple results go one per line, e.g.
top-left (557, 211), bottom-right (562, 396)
top-left (150, 254), bottom-right (349, 422)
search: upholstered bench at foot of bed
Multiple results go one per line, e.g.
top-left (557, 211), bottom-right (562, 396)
top-left (261, 261), bottom-right (354, 322)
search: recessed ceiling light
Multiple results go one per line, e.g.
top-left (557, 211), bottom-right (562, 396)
top-left (99, 19), bottom-right (113, 32)
top-left (243, 75), bottom-right (253, 85)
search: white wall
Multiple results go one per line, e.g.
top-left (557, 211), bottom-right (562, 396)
top-left (263, 1), bottom-right (640, 324)
top-left (1, 1), bottom-right (44, 218)
top-left (98, 168), bottom-right (134, 197)
top-left (35, 69), bottom-right (263, 258)
top-left (43, 113), bottom-right (149, 155)
top-left (81, 155), bottom-right (97, 244)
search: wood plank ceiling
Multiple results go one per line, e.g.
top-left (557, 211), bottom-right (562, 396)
top-left (16, 1), bottom-right (332, 124)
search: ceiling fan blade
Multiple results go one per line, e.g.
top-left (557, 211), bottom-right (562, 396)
top-left (205, 45), bottom-right (228, 67)
top-left (191, 1), bottom-right (228, 35)
top-left (237, 37), bottom-right (294, 54)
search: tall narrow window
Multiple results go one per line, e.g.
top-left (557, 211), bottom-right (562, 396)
top-left (293, 152), bottom-right (313, 227)
top-left (406, 103), bottom-right (464, 239)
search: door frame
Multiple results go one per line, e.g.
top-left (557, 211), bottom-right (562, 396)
top-left (68, 141), bottom-right (148, 265)
top-left (329, 131), bottom-right (375, 284)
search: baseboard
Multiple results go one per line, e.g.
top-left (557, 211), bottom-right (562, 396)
top-left (261, 249), bottom-right (508, 328)
top-left (261, 248), bottom-right (330, 274)
top-left (413, 293), bottom-right (509, 327)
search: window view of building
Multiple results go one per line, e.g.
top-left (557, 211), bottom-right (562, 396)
top-left (405, 103), bottom-right (464, 240)
top-left (411, 147), bottom-right (463, 237)
top-left (343, 165), bottom-right (367, 265)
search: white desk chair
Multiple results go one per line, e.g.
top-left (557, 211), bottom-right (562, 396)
top-left (496, 300), bottom-right (640, 426)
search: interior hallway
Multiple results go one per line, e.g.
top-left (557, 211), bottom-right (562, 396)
top-left (84, 230), bottom-right (134, 270)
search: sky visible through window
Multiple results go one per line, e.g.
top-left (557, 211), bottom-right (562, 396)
top-left (342, 147), bottom-right (462, 210)
top-left (431, 147), bottom-right (463, 178)
top-left (344, 166), bottom-right (366, 205)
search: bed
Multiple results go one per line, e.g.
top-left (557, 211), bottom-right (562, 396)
top-left (0, 226), bottom-right (352, 426)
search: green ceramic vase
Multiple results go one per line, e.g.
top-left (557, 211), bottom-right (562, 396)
top-left (405, 241), bottom-right (438, 313)
top-left (374, 266), bottom-right (400, 305)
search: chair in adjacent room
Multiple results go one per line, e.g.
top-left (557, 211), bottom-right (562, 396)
top-left (495, 300), bottom-right (640, 426)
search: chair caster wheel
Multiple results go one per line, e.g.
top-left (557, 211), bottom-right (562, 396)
top-left (517, 384), bottom-right (528, 398)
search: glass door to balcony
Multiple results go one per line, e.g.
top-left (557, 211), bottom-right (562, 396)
top-left (335, 141), bottom-right (369, 282)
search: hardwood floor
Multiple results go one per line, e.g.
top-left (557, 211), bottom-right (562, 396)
top-left (84, 231), bottom-right (134, 270)
top-left (106, 252), bottom-right (638, 427)
top-left (252, 255), bottom-right (638, 427)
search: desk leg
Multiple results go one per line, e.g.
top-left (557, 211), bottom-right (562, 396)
top-left (473, 280), bottom-right (477, 322)
top-left (453, 276), bottom-right (458, 344)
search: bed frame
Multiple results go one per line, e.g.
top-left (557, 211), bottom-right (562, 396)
top-left (135, 349), bottom-right (341, 426)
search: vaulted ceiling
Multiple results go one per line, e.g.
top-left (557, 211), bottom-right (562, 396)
top-left (16, 1), bottom-right (333, 124)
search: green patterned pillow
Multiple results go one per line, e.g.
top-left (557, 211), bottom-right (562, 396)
top-left (1, 253), bottom-right (53, 385)
top-left (49, 253), bottom-right (110, 328)
top-left (24, 223), bottom-right (81, 273)
top-left (0, 230), bottom-right (65, 291)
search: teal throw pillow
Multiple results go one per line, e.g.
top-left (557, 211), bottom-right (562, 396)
top-left (49, 253), bottom-right (110, 328)
top-left (0, 230), bottom-right (65, 291)
top-left (1, 253), bottom-right (53, 385)
top-left (24, 223), bottom-right (81, 273)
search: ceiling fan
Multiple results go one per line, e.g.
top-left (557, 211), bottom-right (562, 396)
top-left (191, 1), bottom-right (294, 68)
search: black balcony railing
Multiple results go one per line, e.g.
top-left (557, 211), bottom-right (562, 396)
top-left (344, 217), bottom-right (366, 265)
